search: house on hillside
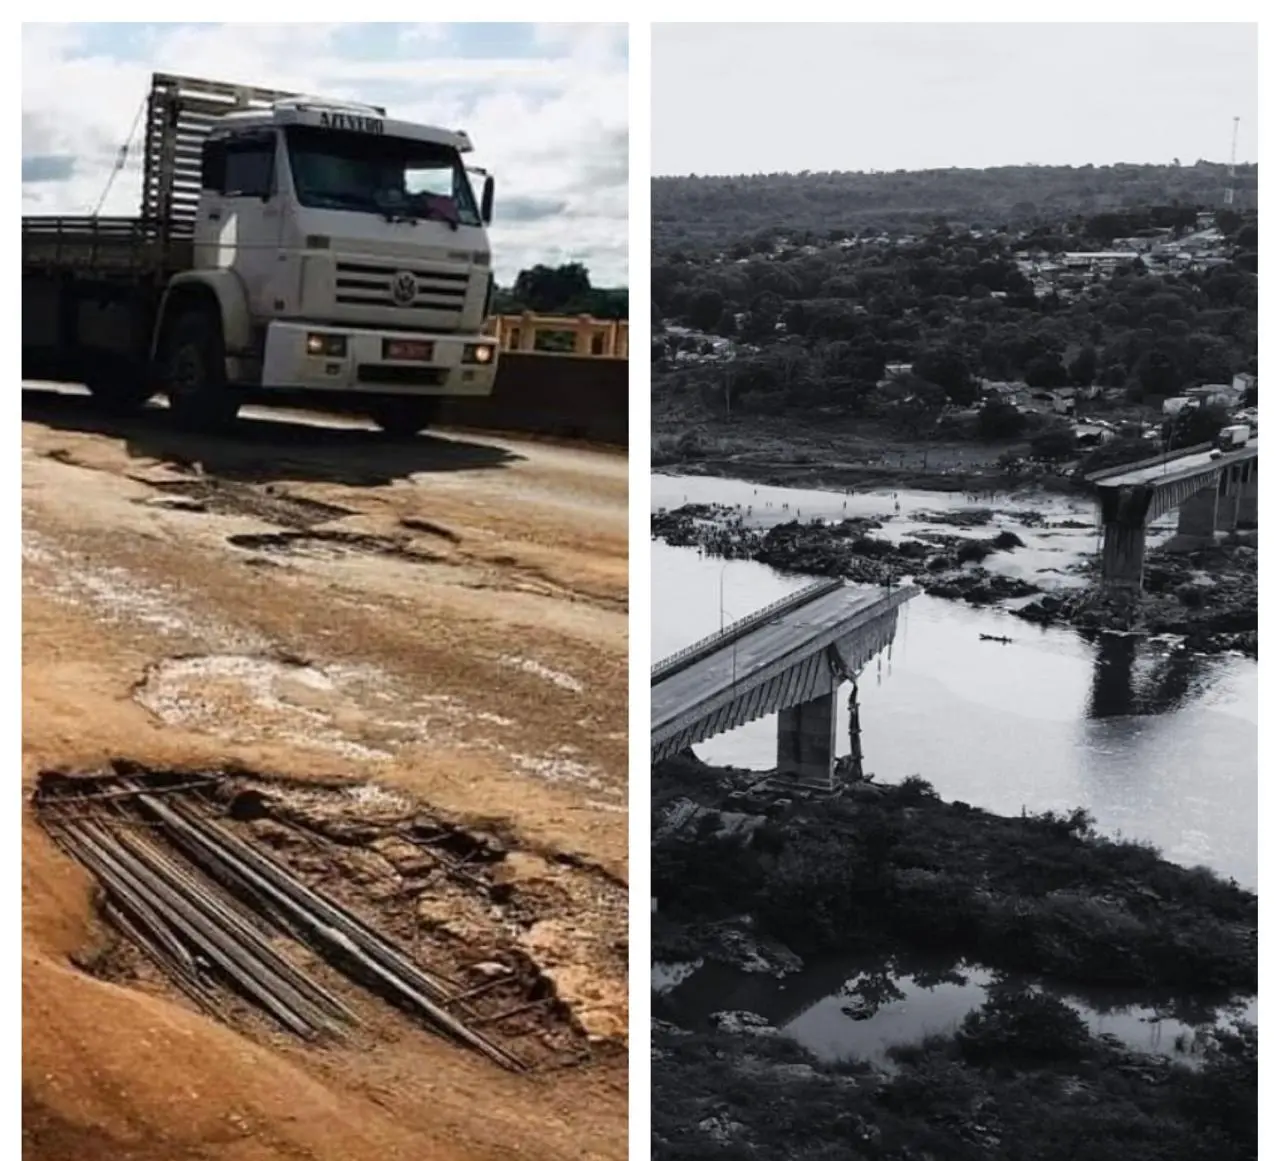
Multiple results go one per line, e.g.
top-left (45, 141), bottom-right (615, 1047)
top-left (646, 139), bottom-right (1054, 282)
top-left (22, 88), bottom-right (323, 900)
top-left (1029, 389), bottom-right (1077, 416)
top-left (1061, 252), bottom-right (1144, 273)
top-left (1073, 422), bottom-right (1117, 448)
top-left (1186, 383), bottom-right (1244, 409)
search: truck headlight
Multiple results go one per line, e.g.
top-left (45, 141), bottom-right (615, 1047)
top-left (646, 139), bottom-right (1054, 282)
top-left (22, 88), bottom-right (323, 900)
top-left (306, 332), bottom-right (347, 357)
top-left (463, 343), bottom-right (495, 365)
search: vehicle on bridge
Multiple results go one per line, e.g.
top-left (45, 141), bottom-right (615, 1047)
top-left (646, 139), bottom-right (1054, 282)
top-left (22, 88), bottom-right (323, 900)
top-left (1217, 424), bottom-right (1252, 452)
top-left (22, 73), bottom-right (499, 435)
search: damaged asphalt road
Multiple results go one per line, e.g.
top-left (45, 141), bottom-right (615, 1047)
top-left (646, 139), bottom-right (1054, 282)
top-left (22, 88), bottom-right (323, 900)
top-left (22, 392), bottom-right (629, 1161)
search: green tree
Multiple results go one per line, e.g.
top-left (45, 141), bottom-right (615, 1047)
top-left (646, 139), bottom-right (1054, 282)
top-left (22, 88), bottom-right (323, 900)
top-left (1134, 347), bottom-right (1185, 397)
top-left (912, 345), bottom-right (977, 405)
top-left (1168, 403), bottom-right (1230, 449)
top-left (1216, 208), bottom-right (1244, 235)
top-left (688, 288), bottom-right (725, 331)
top-left (1025, 354), bottom-right (1069, 389)
top-left (1068, 345), bottom-right (1099, 387)
top-left (511, 262), bottom-right (592, 313)
top-left (1030, 423), bottom-right (1079, 460)
top-left (977, 399), bottom-right (1028, 440)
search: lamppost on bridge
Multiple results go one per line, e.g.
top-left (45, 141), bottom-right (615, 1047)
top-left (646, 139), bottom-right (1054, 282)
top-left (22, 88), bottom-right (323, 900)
top-left (719, 561), bottom-right (729, 632)
top-left (718, 562), bottom-right (738, 686)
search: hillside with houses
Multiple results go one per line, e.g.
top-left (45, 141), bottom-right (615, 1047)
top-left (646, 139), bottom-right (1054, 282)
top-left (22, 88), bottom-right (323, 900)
top-left (652, 184), bottom-right (1257, 471)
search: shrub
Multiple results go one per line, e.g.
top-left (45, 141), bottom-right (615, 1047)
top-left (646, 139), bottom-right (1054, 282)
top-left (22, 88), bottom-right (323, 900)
top-left (895, 775), bottom-right (940, 802)
top-left (957, 988), bottom-right (1091, 1064)
top-left (1033, 807), bottom-right (1096, 839)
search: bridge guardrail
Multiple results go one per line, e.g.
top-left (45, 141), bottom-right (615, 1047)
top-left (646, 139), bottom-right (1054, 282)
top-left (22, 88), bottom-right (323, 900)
top-left (651, 577), bottom-right (846, 685)
top-left (1085, 442), bottom-right (1214, 484)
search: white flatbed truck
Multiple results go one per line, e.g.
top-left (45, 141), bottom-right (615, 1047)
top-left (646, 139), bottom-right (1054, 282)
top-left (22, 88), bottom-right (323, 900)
top-left (22, 73), bottom-right (500, 435)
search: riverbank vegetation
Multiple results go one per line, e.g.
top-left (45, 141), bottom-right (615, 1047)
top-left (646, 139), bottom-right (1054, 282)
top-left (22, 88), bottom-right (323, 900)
top-left (653, 772), bottom-right (1256, 997)
top-left (653, 1001), bottom-right (1257, 1161)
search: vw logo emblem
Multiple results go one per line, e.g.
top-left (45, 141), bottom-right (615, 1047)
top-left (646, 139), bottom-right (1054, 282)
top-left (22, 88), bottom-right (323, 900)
top-left (391, 271), bottom-right (417, 305)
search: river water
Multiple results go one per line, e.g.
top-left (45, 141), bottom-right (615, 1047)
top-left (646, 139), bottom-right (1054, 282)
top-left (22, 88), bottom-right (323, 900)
top-left (651, 472), bottom-right (1258, 1062)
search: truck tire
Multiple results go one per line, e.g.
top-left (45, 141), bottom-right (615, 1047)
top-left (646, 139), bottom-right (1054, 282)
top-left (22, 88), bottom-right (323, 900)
top-left (366, 397), bottom-right (441, 438)
top-left (162, 308), bottom-right (240, 431)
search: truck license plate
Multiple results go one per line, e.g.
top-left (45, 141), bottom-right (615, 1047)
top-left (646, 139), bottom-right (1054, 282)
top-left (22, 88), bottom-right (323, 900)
top-left (383, 339), bottom-right (434, 362)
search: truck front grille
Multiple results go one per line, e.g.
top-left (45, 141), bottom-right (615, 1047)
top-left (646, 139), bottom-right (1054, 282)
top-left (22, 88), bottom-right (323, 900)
top-left (358, 365), bottom-right (449, 386)
top-left (335, 261), bottom-right (469, 313)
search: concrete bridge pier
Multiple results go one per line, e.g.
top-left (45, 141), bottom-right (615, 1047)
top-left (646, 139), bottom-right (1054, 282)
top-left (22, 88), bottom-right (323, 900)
top-left (1098, 486), bottom-right (1154, 591)
top-left (1216, 466), bottom-right (1239, 533)
top-left (775, 676), bottom-right (838, 791)
top-left (1100, 522), bottom-right (1147, 590)
top-left (1238, 461), bottom-right (1258, 527)
top-left (1217, 460), bottom-right (1257, 532)
top-left (1165, 485), bottom-right (1220, 552)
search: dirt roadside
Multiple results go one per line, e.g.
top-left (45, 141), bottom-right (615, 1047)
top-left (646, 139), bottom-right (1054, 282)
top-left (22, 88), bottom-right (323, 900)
top-left (652, 412), bottom-right (1077, 493)
top-left (21, 390), bottom-right (629, 1161)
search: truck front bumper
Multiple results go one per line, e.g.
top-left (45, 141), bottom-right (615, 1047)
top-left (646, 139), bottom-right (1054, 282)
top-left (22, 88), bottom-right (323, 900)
top-left (256, 321), bottom-right (498, 397)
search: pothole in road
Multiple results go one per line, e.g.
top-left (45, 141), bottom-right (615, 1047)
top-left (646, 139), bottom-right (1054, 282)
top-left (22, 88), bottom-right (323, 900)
top-left (226, 530), bottom-right (447, 564)
top-left (134, 478), bottom-right (356, 529)
top-left (33, 765), bottom-right (624, 1069)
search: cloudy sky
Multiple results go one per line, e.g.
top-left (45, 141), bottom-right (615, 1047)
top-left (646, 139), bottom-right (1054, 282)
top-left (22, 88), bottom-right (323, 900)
top-left (653, 23), bottom-right (1257, 176)
top-left (22, 22), bottom-right (628, 286)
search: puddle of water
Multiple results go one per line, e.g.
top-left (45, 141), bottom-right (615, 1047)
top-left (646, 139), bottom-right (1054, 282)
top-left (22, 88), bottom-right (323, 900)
top-left (654, 953), bottom-right (1256, 1067)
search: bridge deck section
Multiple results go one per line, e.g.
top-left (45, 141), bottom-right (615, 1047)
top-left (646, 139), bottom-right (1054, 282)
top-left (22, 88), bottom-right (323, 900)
top-left (1095, 439), bottom-right (1257, 490)
top-left (651, 582), bottom-right (916, 762)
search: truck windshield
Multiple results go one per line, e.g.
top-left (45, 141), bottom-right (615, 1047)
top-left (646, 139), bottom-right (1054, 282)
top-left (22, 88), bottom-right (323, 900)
top-left (285, 125), bottom-right (481, 227)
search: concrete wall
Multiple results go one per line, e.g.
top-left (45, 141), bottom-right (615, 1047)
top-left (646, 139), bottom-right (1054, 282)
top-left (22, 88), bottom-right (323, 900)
top-left (438, 352), bottom-right (627, 446)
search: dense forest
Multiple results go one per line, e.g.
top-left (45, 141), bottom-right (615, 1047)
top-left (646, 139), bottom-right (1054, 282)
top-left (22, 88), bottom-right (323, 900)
top-left (654, 162), bottom-right (1259, 249)
top-left (652, 170), bottom-right (1258, 425)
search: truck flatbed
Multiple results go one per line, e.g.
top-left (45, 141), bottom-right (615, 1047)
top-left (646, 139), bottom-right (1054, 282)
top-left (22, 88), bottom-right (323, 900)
top-left (22, 216), bottom-right (193, 277)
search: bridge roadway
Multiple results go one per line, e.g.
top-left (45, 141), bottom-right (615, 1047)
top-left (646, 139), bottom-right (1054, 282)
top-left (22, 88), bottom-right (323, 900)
top-left (1091, 438), bottom-right (1258, 489)
top-left (1088, 437), bottom-right (1258, 521)
top-left (651, 579), bottom-right (917, 769)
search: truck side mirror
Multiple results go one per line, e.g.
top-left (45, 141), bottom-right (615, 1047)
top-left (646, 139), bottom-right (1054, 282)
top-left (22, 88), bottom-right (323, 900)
top-left (481, 176), bottom-right (495, 225)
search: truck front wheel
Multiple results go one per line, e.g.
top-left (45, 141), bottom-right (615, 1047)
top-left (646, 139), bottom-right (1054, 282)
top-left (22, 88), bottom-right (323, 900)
top-left (163, 309), bottom-right (239, 431)
top-left (366, 397), bottom-right (441, 438)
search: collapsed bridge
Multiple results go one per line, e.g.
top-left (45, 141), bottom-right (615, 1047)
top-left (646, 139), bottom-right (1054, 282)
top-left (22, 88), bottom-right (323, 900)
top-left (651, 580), bottom-right (918, 789)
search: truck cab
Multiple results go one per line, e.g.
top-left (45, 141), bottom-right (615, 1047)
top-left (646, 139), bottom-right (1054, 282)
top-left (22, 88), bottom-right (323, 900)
top-left (187, 98), bottom-right (496, 397)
